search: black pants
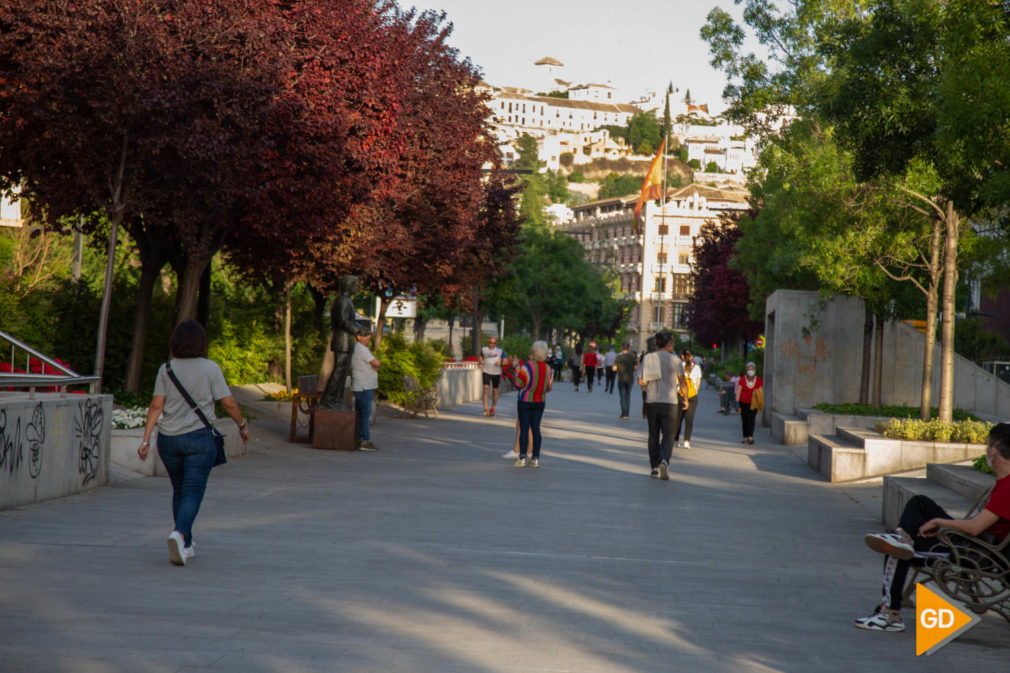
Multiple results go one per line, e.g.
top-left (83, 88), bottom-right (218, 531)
top-left (645, 402), bottom-right (674, 468)
top-left (569, 364), bottom-right (581, 387)
top-left (882, 495), bottom-right (951, 610)
top-left (605, 368), bottom-right (616, 393)
top-left (584, 366), bottom-right (596, 391)
top-left (740, 401), bottom-right (757, 439)
top-left (674, 395), bottom-right (698, 441)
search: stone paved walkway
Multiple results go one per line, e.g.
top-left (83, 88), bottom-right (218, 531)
top-left (1, 379), bottom-right (1007, 672)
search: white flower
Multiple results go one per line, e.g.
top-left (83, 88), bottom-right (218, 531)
top-left (111, 406), bottom-right (147, 429)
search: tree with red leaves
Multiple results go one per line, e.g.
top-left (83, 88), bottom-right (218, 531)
top-left (686, 214), bottom-right (762, 352)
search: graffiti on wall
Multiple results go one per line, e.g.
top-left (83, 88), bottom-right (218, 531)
top-left (778, 336), bottom-right (829, 377)
top-left (74, 399), bottom-right (103, 484)
top-left (0, 403), bottom-right (46, 478)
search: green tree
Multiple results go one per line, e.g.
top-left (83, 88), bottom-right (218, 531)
top-left (704, 161), bottom-right (720, 173)
top-left (598, 173), bottom-right (643, 199)
top-left (626, 112), bottom-right (662, 155)
top-left (514, 133), bottom-right (541, 173)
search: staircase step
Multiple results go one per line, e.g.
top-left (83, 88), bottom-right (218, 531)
top-left (882, 476), bottom-right (974, 529)
top-left (926, 463), bottom-right (992, 503)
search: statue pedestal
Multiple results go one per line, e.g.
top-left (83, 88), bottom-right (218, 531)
top-left (312, 408), bottom-right (358, 451)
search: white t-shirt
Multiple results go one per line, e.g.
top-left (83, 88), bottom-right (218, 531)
top-left (153, 358), bottom-right (231, 436)
top-left (351, 342), bottom-right (379, 391)
top-left (481, 346), bottom-right (504, 375)
top-left (684, 363), bottom-right (702, 397)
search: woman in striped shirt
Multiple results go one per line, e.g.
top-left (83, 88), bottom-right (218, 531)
top-left (503, 340), bottom-right (554, 468)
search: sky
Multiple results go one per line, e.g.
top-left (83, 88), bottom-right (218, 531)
top-left (408, 0), bottom-right (751, 114)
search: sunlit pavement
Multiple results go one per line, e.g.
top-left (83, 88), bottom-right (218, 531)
top-left (1, 379), bottom-right (1007, 672)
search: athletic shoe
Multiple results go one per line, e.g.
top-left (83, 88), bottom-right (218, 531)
top-left (683, 441), bottom-right (691, 449)
top-left (359, 441), bottom-right (379, 451)
top-left (864, 529), bottom-right (915, 560)
top-left (531, 458), bottom-right (540, 468)
top-left (183, 543), bottom-right (196, 561)
top-left (650, 468), bottom-right (660, 478)
top-left (167, 531), bottom-right (186, 566)
top-left (482, 409), bottom-right (489, 416)
top-left (502, 450), bottom-right (518, 459)
top-left (658, 460), bottom-right (669, 481)
top-left (514, 456), bottom-right (528, 468)
top-left (489, 408), bottom-right (495, 417)
top-left (854, 605), bottom-right (905, 632)
top-left (674, 440), bottom-right (682, 448)
top-left (620, 415), bottom-right (629, 419)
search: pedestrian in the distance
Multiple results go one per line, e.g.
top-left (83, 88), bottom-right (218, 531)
top-left (503, 341), bottom-right (554, 468)
top-left (552, 344), bottom-right (565, 383)
top-left (582, 342), bottom-right (598, 393)
top-left (614, 342), bottom-right (637, 419)
top-left (351, 326), bottom-right (381, 451)
top-left (603, 344), bottom-right (618, 394)
top-left (480, 336), bottom-right (504, 417)
top-left (137, 320), bottom-right (250, 566)
top-left (638, 332), bottom-right (688, 480)
top-left (735, 361), bottom-right (763, 444)
top-left (569, 342), bottom-right (583, 391)
top-left (673, 348), bottom-right (701, 448)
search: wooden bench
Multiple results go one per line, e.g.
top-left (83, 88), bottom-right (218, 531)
top-left (402, 375), bottom-right (438, 418)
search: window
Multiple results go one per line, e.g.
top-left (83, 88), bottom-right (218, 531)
top-left (679, 253), bottom-right (690, 266)
top-left (654, 277), bottom-right (667, 293)
top-left (658, 224), bottom-right (669, 236)
top-left (673, 303), bottom-right (687, 327)
top-left (679, 225), bottom-right (690, 236)
top-left (672, 274), bottom-right (693, 297)
top-left (657, 252), bottom-right (668, 264)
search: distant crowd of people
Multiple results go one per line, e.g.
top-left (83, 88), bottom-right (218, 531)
top-left (479, 332), bottom-right (764, 477)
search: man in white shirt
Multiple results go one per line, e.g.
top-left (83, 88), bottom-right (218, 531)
top-left (479, 336), bottom-right (504, 417)
top-left (638, 332), bottom-right (689, 480)
top-left (351, 327), bottom-right (381, 450)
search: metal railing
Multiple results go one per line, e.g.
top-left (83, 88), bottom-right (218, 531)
top-left (0, 329), bottom-right (98, 395)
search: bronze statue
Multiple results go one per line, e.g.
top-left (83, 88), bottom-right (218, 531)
top-left (320, 275), bottom-right (360, 410)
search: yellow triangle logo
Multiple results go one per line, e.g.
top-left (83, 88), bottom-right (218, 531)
top-left (915, 583), bottom-right (981, 655)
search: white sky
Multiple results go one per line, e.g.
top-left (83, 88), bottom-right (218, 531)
top-left (407, 0), bottom-right (751, 114)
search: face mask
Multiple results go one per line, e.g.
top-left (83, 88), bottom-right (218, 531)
top-left (746, 369), bottom-right (756, 376)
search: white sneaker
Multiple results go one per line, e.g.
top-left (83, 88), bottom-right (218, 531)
top-left (502, 450), bottom-right (518, 459)
top-left (658, 460), bottom-right (669, 481)
top-left (854, 605), bottom-right (905, 632)
top-left (865, 529), bottom-right (915, 560)
top-left (167, 531), bottom-right (186, 566)
top-left (514, 456), bottom-right (528, 468)
top-left (683, 441), bottom-right (691, 449)
top-left (183, 542), bottom-right (196, 561)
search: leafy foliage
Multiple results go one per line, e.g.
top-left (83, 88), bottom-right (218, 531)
top-left (875, 418), bottom-right (991, 445)
top-left (375, 332), bottom-right (444, 404)
top-left (814, 404), bottom-right (978, 422)
top-left (598, 173), bottom-right (643, 199)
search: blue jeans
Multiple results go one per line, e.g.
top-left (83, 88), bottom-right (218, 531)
top-left (618, 382), bottom-right (632, 416)
top-left (157, 427), bottom-right (217, 546)
top-left (516, 400), bottom-right (546, 458)
top-left (354, 389), bottom-right (375, 442)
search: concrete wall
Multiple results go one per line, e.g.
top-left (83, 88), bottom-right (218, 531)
top-left (436, 366), bottom-right (484, 409)
top-left (765, 290), bottom-right (1010, 420)
top-left (1, 393), bottom-right (112, 510)
top-left (110, 427), bottom-right (246, 478)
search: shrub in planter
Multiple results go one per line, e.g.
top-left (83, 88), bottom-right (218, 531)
top-left (875, 418), bottom-right (992, 444)
top-left (376, 332), bottom-right (443, 405)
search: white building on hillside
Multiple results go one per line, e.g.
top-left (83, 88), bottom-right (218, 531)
top-left (558, 183), bottom-right (750, 353)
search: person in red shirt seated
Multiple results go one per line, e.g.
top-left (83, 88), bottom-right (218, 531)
top-left (854, 422), bottom-right (1010, 632)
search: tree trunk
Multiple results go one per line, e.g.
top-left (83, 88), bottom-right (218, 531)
top-left (175, 256), bottom-right (212, 322)
top-left (938, 201), bottom-right (960, 423)
top-left (532, 315), bottom-right (542, 341)
top-left (415, 316), bottom-right (427, 342)
top-left (92, 214), bottom-right (121, 394)
top-left (471, 285), bottom-right (480, 358)
top-left (859, 307), bottom-right (873, 405)
top-left (123, 252), bottom-right (166, 392)
top-left (872, 315), bottom-right (884, 406)
top-left (284, 282), bottom-right (293, 392)
top-left (919, 216), bottom-right (944, 420)
top-left (373, 296), bottom-right (388, 349)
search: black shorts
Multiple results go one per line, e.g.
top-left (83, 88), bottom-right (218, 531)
top-left (482, 372), bottom-right (501, 388)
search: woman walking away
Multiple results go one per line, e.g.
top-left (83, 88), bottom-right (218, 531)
top-left (673, 348), bottom-right (701, 448)
top-left (137, 320), bottom-right (250, 566)
top-left (503, 341), bottom-right (554, 468)
top-left (735, 361), bottom-right (763, 445)
top-left (568, 342), bottom-right (583, 391)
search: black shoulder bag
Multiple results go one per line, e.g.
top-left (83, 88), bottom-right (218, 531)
top-left (165, 362), bottom-right (227, 467)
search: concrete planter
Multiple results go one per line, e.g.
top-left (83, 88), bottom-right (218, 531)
top-left (772, 409), bottom-right (893, 446)
top-left (110, 425), bottom-right (247, 478)
top-left (808, 426), bottom-right (987, 483)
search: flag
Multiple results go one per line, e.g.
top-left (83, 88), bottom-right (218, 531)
top-left (633, 138), bottom-right (666, 234)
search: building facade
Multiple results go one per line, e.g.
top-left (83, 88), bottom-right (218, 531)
top-left (559, 184), bottom-right (750, 353)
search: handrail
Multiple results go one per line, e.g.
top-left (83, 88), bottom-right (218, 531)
top-left (0, 329), bottom-right (97, 393)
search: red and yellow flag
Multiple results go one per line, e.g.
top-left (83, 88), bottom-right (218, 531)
top-left (633, 138), bottom-right (666, 233)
